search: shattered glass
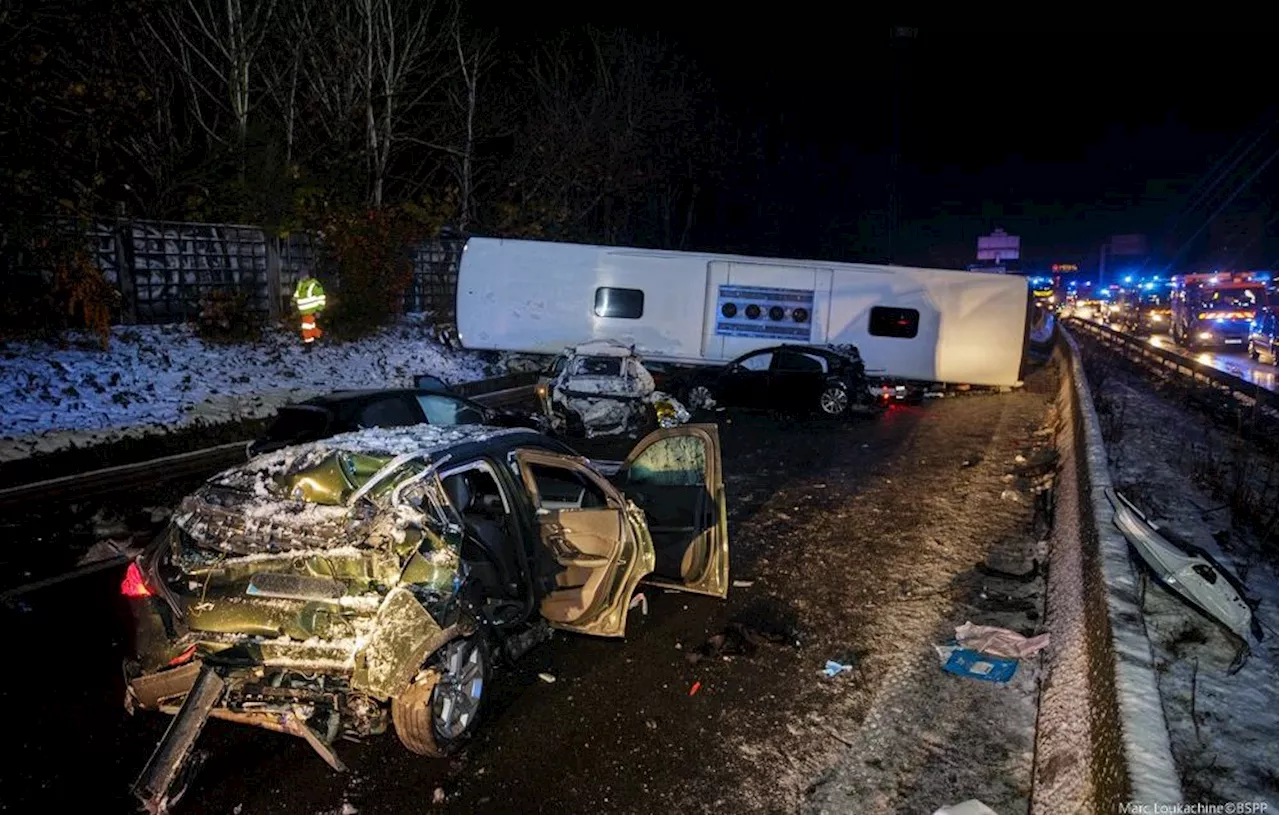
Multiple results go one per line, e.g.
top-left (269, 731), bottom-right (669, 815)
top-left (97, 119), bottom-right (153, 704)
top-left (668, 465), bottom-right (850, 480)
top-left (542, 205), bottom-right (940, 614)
top-left (626, 435), bottom-right (706, 486)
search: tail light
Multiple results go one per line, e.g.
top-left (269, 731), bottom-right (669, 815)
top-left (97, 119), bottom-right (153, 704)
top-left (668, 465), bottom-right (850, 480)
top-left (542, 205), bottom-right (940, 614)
top-left (121, 561), bottom-right (154, 598)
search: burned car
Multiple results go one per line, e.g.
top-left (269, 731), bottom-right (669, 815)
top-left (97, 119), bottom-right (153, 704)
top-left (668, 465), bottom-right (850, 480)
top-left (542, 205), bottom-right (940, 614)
top-left (122, 423), bottom-right (728, 812)
top-left (536, 340), bottom-right (690, 438)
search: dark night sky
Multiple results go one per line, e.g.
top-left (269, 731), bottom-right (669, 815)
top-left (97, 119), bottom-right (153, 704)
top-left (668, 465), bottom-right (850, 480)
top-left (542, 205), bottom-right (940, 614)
top-left (496, 8), bottom-right (1277, 268)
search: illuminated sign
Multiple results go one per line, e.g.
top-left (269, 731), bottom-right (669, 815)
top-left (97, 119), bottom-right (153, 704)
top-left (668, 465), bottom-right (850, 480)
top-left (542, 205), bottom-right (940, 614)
top-left (715, 285), bottom-right (814, 340)
top-left (1051, 264), bottom-right (1078, 273)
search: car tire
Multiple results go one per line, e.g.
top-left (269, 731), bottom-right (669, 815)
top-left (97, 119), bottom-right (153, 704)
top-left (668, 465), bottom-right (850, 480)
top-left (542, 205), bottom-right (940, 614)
top-left (818, 385), bottom-right (850, 416)
top-left (684, 384), bottom-right (716, 411)
top-left (392, 636), bottom-right (490, 757)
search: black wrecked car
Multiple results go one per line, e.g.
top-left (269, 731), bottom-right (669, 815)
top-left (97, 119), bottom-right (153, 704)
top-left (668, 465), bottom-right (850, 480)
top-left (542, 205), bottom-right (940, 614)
top-left (671, 344), bottom-right (879, 417)
top-left (248, 389), bottom-right (540, 457)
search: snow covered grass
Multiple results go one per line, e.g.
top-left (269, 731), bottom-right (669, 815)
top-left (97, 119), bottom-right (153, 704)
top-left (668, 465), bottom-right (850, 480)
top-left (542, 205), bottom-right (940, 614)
top-left (0, 319), bottom-right (500, 463)
top-left (1084, 352), bottom-right (1279, 810)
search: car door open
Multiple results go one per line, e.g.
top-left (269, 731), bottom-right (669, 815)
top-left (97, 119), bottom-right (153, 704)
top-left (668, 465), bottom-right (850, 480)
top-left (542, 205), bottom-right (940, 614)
top-left (612, 424), bottom-right (729, 598)
top-left (513, 450), bottom-right (656, 638)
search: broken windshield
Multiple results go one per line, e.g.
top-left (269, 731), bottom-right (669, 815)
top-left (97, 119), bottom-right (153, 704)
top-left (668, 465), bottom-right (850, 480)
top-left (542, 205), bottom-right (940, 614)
top-left (570, 356), bottom-right (625, 377)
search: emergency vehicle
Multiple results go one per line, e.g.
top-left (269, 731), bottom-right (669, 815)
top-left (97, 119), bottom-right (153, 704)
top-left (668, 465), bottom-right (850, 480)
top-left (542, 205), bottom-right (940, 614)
top-left (1170, 272), bottom-right (1268, 349)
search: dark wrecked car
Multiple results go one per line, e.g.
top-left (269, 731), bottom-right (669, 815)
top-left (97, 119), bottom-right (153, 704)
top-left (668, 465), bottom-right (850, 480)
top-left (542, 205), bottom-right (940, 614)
top-left (248, 388), bottom-right (541, 457)
top-left (671, 344), bottom-right (880, 417)
top-left (122, 423), bottom-right (728, 812)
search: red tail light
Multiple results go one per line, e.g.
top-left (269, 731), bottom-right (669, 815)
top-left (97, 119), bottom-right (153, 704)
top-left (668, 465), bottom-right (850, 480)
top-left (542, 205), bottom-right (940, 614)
top-left (121, 561), bottom-right (153, 598)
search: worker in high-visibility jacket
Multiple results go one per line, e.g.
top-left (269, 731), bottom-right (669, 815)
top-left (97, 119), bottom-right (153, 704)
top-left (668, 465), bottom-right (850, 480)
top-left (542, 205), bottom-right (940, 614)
top-left (292, 276), bottom-right (327, 349)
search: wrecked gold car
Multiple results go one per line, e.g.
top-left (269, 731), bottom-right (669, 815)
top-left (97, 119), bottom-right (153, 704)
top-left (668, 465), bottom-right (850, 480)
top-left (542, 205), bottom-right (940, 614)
top-left (121, 423), bottom-right (727, 812)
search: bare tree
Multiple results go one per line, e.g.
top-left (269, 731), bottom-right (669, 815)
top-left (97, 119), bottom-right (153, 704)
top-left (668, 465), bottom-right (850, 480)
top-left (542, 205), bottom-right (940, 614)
top-left (496, 28), bottom-right (708, 245)
top-left (144, 0), bottom-right (278, 171)
top-left (357, 0), bottom-right (449, 208)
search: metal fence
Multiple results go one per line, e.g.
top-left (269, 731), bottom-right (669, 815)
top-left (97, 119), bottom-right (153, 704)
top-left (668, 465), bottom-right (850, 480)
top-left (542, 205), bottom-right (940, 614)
top-left (83, 219), bottom-right (462, 325)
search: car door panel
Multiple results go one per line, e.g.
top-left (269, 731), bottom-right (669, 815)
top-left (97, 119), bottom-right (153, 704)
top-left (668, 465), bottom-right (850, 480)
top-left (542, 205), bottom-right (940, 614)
top-left (513, 449), bottom-right (655, 637)
top-left (717, 351), bottom-right (772, 409)
top-left (769, 351), bottom-right (825, 411)
top-left (612, 424), bottom-right (729, 598)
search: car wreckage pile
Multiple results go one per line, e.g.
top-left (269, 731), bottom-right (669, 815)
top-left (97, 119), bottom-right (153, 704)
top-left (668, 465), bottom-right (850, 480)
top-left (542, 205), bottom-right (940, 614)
top-left (120, 337), bottom-right (898, 813)
top-left (122, 421), bottom-right (730, 813)
top-left (535, 340), bottom-right (691, 438)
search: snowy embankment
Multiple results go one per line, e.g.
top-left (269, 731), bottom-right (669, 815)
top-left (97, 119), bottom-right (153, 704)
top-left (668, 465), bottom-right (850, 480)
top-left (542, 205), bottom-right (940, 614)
top-left (0, 319), bottom-right (498, 463)
top-left (1086, 354), bottom-right (1279, 809)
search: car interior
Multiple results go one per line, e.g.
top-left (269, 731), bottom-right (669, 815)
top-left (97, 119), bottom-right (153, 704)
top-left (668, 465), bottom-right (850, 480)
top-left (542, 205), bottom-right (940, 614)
top-left (441, 462), bottom-right (522, 601)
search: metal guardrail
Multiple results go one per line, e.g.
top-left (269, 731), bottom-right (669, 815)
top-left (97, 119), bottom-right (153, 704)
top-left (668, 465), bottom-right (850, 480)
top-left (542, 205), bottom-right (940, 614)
top-left (0, 441), bottom-right (250, 512)
top-left (1064, 317), bottom-right (1278, 413)
top-left (0, 374), bottom-right (539, 511)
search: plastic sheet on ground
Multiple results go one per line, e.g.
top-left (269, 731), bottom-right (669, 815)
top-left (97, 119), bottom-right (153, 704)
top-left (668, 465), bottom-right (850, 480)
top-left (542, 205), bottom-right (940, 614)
top-left (954, 621), bottom-right (1051, 659)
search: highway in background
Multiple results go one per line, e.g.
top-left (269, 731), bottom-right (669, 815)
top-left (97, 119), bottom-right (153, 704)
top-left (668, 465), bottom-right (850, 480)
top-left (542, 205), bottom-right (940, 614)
top-left (1087, 315), bottom-right (1278, 392)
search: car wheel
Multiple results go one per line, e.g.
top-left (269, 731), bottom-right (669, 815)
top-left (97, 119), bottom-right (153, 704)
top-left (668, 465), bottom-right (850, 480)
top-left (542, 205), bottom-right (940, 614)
top-left (392, 636), bottom-right (490, 757)
top-left (1249, 342), bottom-right (1260, 361)
top-left (684, 384), bottom-right (716, 411)
top-left (818, 385), bottom-right (850, 416)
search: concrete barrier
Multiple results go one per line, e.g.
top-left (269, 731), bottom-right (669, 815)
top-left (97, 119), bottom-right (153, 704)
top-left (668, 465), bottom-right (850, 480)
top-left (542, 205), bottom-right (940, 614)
top-left (1030, 331), bottom-right (1182, 813)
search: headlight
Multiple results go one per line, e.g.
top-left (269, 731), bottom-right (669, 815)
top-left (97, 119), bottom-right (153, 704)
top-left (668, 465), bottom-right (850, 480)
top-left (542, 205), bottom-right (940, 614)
top-left (1198, 331), bottom-right (1213, 340)
top-left (1150, 313), bottom-right (1163, 322)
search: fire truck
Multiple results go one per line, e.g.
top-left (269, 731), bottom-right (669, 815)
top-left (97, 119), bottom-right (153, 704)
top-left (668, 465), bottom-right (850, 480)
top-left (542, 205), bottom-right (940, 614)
top-left (1170, 272), bottom-right (1268, 349)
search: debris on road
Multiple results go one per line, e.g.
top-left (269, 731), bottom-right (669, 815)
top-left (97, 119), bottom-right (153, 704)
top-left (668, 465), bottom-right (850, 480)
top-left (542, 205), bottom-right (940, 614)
top-left (976, 559), bottom-right (1040, 583)
top-left (685, 621), bottom-right (798, 665)
top-left (688, 681), bottom-right (702, 697)
top-left (999, 489), bottom-right (1021, 503)
top-left (432, 787), bottom-right (445, 805)
top-left (629, 592), bottom-right (649, 615)
top-left (537, 673), bottom-right (556, 684)
top-left (934, 645), bottom-right (1019, 683)
top-left (732, 579), bottom-right (755, 588)
top-left (1106, 488), bottom-right (1262, 664)
top-left (954, 622), bottom-right (1050, 659)
top-left (932, 800), bottom-right (999, 815)
top-left (822, 660), bottom-right (854, 678)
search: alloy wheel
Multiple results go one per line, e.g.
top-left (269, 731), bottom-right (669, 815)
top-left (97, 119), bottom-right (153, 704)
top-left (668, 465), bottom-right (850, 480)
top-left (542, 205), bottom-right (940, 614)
top-left (819, 386), bottom-right (849, 416)
top-left (431, 638), bottom-right (487, 741)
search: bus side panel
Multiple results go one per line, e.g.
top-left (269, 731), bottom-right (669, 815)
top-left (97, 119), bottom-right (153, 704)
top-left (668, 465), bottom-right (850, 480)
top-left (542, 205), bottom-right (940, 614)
top-left (700, 263), bottom-right (832, 361)
top-left (826, 270), bottom-right (941, 381)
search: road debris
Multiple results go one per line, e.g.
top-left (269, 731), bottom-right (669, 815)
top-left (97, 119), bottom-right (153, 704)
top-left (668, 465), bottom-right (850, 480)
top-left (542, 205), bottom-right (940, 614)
top-left (537, 673), bottom-right (556, 684)
top-left (934, 645), bottom-right (1019, 683)
top-left (823, 660), bottom-right (854, 678)
top-left (688, 681), bottom-right (702, 697)
top-left (432, 787), bottom-right (445, 805)
top-left (628, 592), bottom-right (648, 615)
top-left (685, 621), bottom-right (798, 665)
top-left (732, 579), bottom-right (755, 588)
top-left (999, 489), bottom-right (1021, 502)
top-left (976, 559), bottom-right (1040, 583)
top-left (954, 622), bottom-right (1050, 659)
top-left (933, 800), bottom-right (999, 815)
top-left (1106, 488), bottom-right (1262, 667)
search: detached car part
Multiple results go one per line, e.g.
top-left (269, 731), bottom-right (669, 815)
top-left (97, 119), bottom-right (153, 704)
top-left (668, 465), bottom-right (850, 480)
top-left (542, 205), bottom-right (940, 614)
top-left (1105, 488), bottom-right (1262, 669)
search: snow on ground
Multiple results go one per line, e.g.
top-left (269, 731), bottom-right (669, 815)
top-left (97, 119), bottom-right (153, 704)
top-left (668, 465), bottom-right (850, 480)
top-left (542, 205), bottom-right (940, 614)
top-left (1091, 366), bottom-right (1279, 809)
top-left (0, 319), bottom-right (498, 462)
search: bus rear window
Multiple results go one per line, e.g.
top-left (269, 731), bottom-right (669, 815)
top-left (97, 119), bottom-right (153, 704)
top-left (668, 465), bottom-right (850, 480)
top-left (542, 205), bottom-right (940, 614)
top-left (868, 306), bottom-right (920, 338)
top-left (594, 287), bottom-right (644, 319)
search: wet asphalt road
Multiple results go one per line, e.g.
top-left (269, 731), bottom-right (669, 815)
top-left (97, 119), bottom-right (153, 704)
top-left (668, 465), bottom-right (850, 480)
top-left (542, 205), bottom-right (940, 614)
top-left (0, 374), bottom-right (1055, 814)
